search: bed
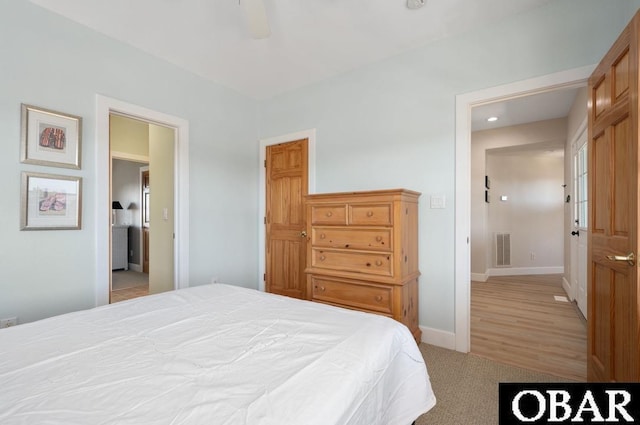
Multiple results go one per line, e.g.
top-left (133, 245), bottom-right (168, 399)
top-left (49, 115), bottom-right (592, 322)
top-left (0, 283), bottom-right (435, 424)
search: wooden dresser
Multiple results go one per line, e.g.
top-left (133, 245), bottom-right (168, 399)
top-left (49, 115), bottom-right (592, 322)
top-left (304, 189), bottom-right (421, 342)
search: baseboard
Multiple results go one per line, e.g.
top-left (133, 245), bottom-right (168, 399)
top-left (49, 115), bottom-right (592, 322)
top-left (471, 272), bottom-right (488, 282)
top-left (420, 326), bottom-right (456, 350)
top-left (128, 263), bottom-right (142, 273)
top-left (562, 276), bottom-right (574, 301)
top-left (487, 266), bottom-right (564, 276)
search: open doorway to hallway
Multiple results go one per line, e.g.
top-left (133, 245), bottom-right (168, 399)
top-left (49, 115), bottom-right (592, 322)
top-left (467, 84), bottom-right (588, 379)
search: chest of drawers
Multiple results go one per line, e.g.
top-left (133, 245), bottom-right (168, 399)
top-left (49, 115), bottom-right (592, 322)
top-left (305, 189), bottom-right (421, 342)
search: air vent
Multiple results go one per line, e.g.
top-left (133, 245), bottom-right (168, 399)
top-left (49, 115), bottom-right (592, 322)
top-left (495, 233), bottom-right (511, 267)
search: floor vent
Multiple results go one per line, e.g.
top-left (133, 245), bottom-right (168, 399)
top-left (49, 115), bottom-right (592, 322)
top-left (495, 233), bottom-right (511, 267)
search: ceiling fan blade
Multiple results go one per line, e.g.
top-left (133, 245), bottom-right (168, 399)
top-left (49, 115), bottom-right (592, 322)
top-left (240, 0), bottom-right (271, 39)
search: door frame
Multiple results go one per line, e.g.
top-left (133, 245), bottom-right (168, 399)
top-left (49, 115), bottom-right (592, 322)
top-left (96, 95), bottom-right (190, 306)
top-left (454, 65), bottom-right (594, 352)
top-left (258, 128), bottom-right (316, 291)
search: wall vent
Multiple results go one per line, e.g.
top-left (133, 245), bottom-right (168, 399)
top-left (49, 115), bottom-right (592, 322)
top-left (495, 233), bottom-right (511, 267)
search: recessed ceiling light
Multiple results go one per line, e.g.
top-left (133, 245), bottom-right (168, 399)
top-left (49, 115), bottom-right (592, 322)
top-left (487, 116), bottom-right (499, 122)
top-left (407, 0), bottom-right (426, 10)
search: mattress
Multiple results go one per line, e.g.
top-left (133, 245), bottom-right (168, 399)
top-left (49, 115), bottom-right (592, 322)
top-left (0, 283), bottom-right (435, 425)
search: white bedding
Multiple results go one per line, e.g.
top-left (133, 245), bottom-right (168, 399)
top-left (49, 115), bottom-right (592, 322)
top-left (0, 283), bottom-right (435, 425)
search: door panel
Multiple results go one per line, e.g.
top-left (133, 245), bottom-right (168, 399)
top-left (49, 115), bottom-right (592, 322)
top-left (587, 11), bottom-right (640, 382)
top-left (265, 139), bottom-right (309, 299)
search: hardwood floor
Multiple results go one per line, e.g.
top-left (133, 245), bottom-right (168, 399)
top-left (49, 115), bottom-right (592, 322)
top-left (111, 270), bottom-right (149, 303)
top-left (111, 285), bottom-right (149, 303)
top-left (471, 274), bottom-right (586, 381)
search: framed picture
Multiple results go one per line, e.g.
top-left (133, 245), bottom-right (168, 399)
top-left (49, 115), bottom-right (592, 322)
top-left (20, 104), bottom-right (82, 169)
top-left (21, 172), bottom-right (82, 230)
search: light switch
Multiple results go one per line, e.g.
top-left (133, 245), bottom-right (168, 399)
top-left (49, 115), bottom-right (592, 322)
top-left (430, 195), bottom-right (446, 209)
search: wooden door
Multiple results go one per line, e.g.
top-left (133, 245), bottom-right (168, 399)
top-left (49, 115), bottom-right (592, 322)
top-left (265, 139), bottom-right (308, 299)
top-left (587, 10), bottom-right (640, 381)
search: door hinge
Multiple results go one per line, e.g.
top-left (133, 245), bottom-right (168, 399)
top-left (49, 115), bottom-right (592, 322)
top-left (263, 273), bottom-right (266, 281)
top-left (264, 216), bottom-right (266, 224)
top-left (264, 159), bottom-right (266, 168)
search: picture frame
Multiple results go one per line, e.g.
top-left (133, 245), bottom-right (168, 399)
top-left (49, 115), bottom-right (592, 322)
top-left (20, 104), bottom-right (82, 169)
top-left (21, 172), bottom-right (82, 230)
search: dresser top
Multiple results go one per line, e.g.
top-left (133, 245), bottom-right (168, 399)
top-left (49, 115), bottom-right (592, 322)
top-left (306, 188), bottom-right (421, 200)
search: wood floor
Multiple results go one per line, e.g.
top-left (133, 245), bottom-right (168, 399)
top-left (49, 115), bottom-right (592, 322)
top-left (111, 270), bottom-right (149, 303)
top-left (471, 274), bottom-right (587, 381)
top-left (111, 285), bottom-right (149, 302)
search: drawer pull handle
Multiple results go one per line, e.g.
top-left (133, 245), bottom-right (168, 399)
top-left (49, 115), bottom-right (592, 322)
top-left (326, 211), bottom-right (333, 217)
top-left (319, 286), bottom-right (326, 292)
top-left (375, 260), bottom-right (383, 266)
top-left (375, 295), bottom-right (383, 302)
top-left (366, 262), bottom-right (371, 267)
top-left (319, 255), bottom-right (326, 261)
top-left (320, 233), bottom-right (326, 239)
top-left (375, 236), bottom-right (383, 242)
top-left (367, 211), bottom-right (374, 217)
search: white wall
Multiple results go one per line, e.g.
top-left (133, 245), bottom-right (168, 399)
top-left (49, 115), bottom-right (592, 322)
top-left (486, 150), bottom-right (565, 271)
top-left (258, 0), bottom-right (636, 334)
top-left (471, 118), bottom-right (567, 277)
top-left (0, 1), bottom-right (258, 324)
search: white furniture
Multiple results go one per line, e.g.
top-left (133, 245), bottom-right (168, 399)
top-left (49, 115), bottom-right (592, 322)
top-left (0, 284), bottom-right (435, 425)
top-left (111, 225), bottom-right (128, 270)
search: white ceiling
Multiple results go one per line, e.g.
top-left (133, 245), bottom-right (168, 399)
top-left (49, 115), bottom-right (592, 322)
top-left (29, 0), bottom-right (580, 132)
top-left (470, 86), bottom-right (583, 132)
top-left (28, 0), bottom-right (554, 100)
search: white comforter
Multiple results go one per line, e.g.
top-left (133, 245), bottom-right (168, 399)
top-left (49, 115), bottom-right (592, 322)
top-left (0, 284), bottom-right (435, 425)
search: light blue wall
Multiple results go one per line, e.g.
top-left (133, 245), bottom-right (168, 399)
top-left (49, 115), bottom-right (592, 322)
top-left (0, 1), bottom-right (259, 323)
top-left (258, 0), bottom-right (638, 333)
top-left (2, 0), bottom-right (638, 337)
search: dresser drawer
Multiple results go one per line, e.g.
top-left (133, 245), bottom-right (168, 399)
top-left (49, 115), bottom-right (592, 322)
top-left (311, 249), bottom-right (392, 276)
top-left (310, 205), bottom-right (347, 225)
top-left (311, 276), bottom-right (392, 314)
top-left (349, 203), bottom-right (392, 225)
top-left (311, 227), bottom-right (391, 251)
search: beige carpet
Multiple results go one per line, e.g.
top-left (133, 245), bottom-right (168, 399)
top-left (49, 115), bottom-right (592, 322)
top-left (415, 344), bottom-right (576, 425)
top-left (112, 270), bottom-right (149, 291)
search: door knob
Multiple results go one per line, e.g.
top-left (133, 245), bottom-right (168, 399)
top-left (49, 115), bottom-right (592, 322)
top-left (606, 252), bottom-right (635, 266)
top-left (571, 230), bottom-right (579, 236)
top-left (300, 230), bottom-right (307, 238)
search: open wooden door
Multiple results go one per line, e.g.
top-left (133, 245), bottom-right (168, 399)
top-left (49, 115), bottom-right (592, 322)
top-left (265, 139), bottom-right (308, 299)
top-left (587, 10), bottom-right (640, 381)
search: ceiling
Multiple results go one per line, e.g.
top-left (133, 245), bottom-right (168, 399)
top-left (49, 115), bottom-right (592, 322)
top-left (29, 0), bottom-right (554, 100)
top-left (28, 0), bottom-right (580, 133)
top-left (470, 86), bottom-right (583, 132)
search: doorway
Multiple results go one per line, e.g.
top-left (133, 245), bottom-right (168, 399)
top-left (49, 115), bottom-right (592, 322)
top-left (95, 95), bottom-right (190, 307)
top-left (109, 115), bottom-right (175, 301)
top-left (453, 65), bottom-right (595, 352)
top-left (110, 156), bottom-right (150, 302)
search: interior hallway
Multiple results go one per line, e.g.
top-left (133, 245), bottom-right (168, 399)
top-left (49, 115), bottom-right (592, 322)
top-left (470, 274), bottom-right (586, 381)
